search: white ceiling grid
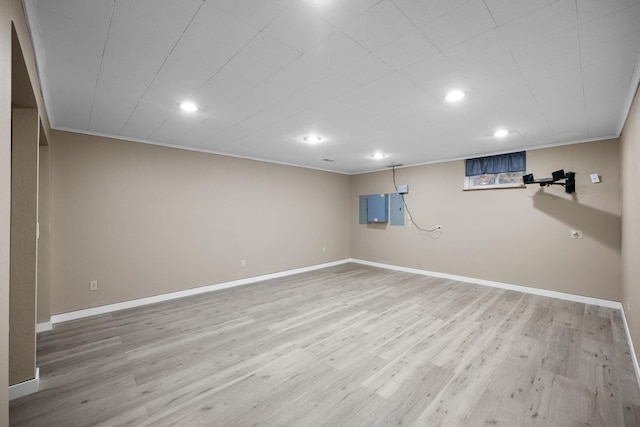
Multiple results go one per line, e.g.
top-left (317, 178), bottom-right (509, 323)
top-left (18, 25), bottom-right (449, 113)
top-left (24, 0), bottom-right (640, 173)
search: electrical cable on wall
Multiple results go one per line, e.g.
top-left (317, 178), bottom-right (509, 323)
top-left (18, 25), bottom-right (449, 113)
top-left (391, 165), bottom-right (440, 234)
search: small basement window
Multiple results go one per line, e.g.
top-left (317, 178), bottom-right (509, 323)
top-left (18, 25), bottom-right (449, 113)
top-left (464, 151), bottom-right (526, 190)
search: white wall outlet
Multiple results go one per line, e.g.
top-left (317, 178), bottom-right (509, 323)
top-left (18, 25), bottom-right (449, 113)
top-left (590, 173), bottom-right (600, 184)
top-left (570, 230), bottom-right (583, 239)
top-left (90, 280), bottom-right (98, 291)
top-left (241, 259), bottom-right (246, 267)
top-left (322, 246), bottom-right (326, 253)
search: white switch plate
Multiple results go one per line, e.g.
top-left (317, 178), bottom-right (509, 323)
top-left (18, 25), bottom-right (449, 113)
top-left (590, 173), bottom-right (600, 183)
top-left (90, 280), bottom-right (98, 291)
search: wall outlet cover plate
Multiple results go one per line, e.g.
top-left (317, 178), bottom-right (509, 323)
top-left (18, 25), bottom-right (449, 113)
top-left (590, 173), bottom-right (600, 183)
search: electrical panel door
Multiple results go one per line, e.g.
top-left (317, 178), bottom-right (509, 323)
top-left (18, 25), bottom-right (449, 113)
top-left (367, 194), bottom-right (388, 223)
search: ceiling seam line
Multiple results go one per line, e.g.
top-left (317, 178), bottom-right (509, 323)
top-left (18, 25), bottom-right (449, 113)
top-left (146, 0), bottom-right (302, 140)
top-left (118, 0), bottom-right (207, 135)
top-left (574, 0), bottom-right (589, 137)
top-left (86, 0), bottom-right (116, 131)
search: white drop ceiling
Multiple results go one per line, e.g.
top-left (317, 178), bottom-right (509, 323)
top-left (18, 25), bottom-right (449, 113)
top-left (24, 0), bottom-right (640, 174)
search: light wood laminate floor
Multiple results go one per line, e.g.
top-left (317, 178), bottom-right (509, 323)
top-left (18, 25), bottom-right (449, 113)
top-left (10, 264), bottom-right (640, 426)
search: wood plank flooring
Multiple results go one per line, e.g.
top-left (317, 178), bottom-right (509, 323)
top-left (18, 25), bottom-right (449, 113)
top-left (9, 263), bottom-right (640, 426)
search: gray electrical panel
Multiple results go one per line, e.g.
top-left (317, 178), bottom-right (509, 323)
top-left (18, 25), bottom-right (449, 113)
top-left (359, 195), bottom-right (368, 224)
top-left (390, 193), bottom-right (404, 226)
top-left (367, 194), bottom-right (388, 223)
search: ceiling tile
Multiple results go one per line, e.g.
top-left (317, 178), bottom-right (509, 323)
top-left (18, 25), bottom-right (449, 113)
top-left (521, 53), bottom-right (582, 101)
top-left (578, 4), bottom-right (640, 48)
top-left (580, 38), bottom-right (640, 71)
top-left (218, 58), bottom-right (331, 128)
top-left (90, 80), bottom-right (148, 134)
top-left (139, 2), bottom-right (259, 103)
top-left (191, 34), bottom-right (300, 110)
top-left (240, 75), bottom-right (359, 130)
top-left (443, 29), bottom-right (519, 82)
top-left (484, 0), bottom-right (558, 25)
top-left (119, 97), bottom-right (177, 140)
top-left (341, 55), bottom-right (395, 85)
top-left (88, 1), bottom-right (210, 133)
top-left (507, 27), bottom-right (579, 69)
top-left (45, 75), bottom-right (94, 130)
top-left (149, 110), bottom-right (212, 146)
top-left (210, 0), bottom-right (291, 30)
top-left (420, 0), bottom-right (497, 51)
top-left (401, 53), bottom-right (459, 86)
top-left (364, 72), bottom-right (417, 99)
top-left (374, 30), bottom-right (438, 70)
top-left (262, 1), bottom-right (337, 52)
top-left (499, 0), bottom-right (577, 47)
top-left (393, 0), bottom-right (471, 27)
top-left (584, 70), bottom-right (631, 137)
top-left (474, 71), bottom-right (533, 106)
top-left (302, 0), bottom-right (381, 28)
top-left (577, 0), bottom-right (640, 23)
top-left (190, 123), bottom-right (252, 151)
top-left (35, 1), bottom-right (113, 54)
top-left (304, 32), bottom-right (370, 71)
top-left (343, 0), bottom-right (416, 51)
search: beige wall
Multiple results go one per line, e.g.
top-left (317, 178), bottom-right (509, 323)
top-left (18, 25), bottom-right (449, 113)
top-left (37, 143), bottom-right (51, 323)
top-left (49, 131), bottom-right (351, 314)
top-left (621, 86), bottom-right (640, 363)
top-left (0, 6), bottom-right (9, 424)
top-left (352, 139), bottom-right (621, 301)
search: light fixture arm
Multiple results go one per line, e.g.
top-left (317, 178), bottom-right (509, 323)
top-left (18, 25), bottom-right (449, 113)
top-left (523, 170), bottom-right (576, 194)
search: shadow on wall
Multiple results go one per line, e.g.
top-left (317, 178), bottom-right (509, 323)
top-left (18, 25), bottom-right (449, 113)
top-left (531, 189), bottom-right (621, 252)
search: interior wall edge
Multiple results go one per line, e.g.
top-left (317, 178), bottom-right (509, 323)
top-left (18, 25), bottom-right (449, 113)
top-left (7, 367), bottom-right (39, 401)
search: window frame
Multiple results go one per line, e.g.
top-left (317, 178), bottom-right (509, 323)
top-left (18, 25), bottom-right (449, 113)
top-left (463, 151), bottom-right (527, 191)
top-left (463, 171), bottom-right (526, 190)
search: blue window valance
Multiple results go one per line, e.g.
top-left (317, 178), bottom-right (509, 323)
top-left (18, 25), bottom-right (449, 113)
top-left (465, 151), bottom-right (526, 176)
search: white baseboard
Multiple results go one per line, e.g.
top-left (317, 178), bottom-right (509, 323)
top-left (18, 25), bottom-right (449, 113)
top-left (620, 305), bottom-right (640, 391)
top-left (351, 259), bottom-right (621, 308)
top-left (50, 259), bottom-right (351, 324)
top-left (9, 367), bottom-right (39, 400)
top-left (36, 321), bottom-right (52, 333)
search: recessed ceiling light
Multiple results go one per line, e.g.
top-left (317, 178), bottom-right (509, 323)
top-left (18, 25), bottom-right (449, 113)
top-left (493, 129), bottom-right (509, 138)
top-left (179, 101), bottom-right (198, 112)
top-left (371, 152), bottom-right (387, 160)
top-left (444, 90), bottom-right (465, 102)
top-left (303, 135), bottom-right (322, 144)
